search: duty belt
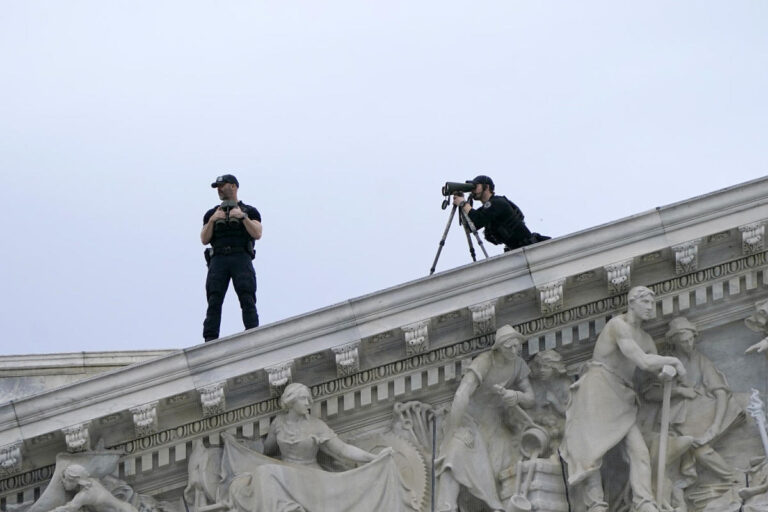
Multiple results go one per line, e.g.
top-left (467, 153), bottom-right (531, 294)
top-left (212, 246), bottom-right (247, 255)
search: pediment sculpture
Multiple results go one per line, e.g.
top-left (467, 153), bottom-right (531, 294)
top-left (435, 324), bottom-right (547, 512)
top-left (638, 316), bottom-right (745, 512)
top-left (184, 382), bottom-right (421, 512)
top-left (7, 448), bottom-right (177, 512)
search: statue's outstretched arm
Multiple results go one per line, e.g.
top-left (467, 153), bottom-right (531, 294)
top-left (321, 437), bottom-right (376, 464)
top-left (746, 338), bottom-right (768, 355)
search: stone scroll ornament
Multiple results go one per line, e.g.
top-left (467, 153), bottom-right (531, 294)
top-left (184, 382), bottom-right (420, 512)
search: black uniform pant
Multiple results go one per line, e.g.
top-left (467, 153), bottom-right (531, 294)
top-left (203, 252), bottom-right (259, 341)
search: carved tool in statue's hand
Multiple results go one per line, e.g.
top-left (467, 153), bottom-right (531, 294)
top-left (656, 364), bottom-right (676, 506)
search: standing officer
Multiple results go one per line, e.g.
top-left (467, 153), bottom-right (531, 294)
top-left (201, 174), bottom-right (262, 342)
top-left (452, 175), bottom-right (549, 252)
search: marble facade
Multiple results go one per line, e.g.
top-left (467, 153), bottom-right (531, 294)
top-left (2, 177), bottom-right (768, 511)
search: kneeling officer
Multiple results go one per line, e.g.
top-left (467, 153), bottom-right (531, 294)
top-left (201, 174), bottom-right (262, 342)
top-left (452, 175), bottom-right (549, 252)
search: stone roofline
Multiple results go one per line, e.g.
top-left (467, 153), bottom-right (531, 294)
top-left (0, 351), bottom-right (176, 375)
top-left (1, 176), bottom-right (767, 448)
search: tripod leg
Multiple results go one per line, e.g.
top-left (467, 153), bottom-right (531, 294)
top-left (463, 223), bottom-right (477, 262)
top-left (459, 208), bottom-right (490, 259)
top-left (430, 205), bottom-right (458, 275)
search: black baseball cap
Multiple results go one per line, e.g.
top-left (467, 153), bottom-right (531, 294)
top-left (211, 174), bottom-right (239, 188)
top-left (466, 175), bottom-right (494, 189)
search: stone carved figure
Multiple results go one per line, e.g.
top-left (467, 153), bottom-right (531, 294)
top-left (745, 299), bottom-right (768, 356)
top-left (51, 464), bottom-right (138, 512)
top-left (220, 382), bottom-right (415, 512)
top-left (738, 457), bottom-right (768, 512)
top-left (529, 349), bottom-right (571, 455)
top-left (10, 450), bottom-right (177, 512)
top-left (642, 317), bottom-right (743, 507)
top-left (435, 324), bottom-right (535, 512)
top-left (183, 439), bottom-right (224, 509)
top-left (560, 286), bottom-right (687, 512)
top-left (734, 391), bottom-right (768, 512)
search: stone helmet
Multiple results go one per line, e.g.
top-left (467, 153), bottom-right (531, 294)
top-left (493, 324), bottom-right (525, 350)
top-left (665, 316), bottom-right (699, 342)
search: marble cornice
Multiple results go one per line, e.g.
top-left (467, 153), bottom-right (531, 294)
top-left (516, 250), bottom-right (767, 337)
top-left (2, 177), bottom-right (768, 452)
top-left (116, 333), bottom-right (494, 457)
top-left (0, 351), bottom-right (176, 380)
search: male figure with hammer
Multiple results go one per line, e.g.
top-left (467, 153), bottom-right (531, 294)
top-left (560, 286), bottom-right (686, 512)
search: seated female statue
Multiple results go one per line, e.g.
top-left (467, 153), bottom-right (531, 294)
top-left (223, 383), bottom-right (416, 512)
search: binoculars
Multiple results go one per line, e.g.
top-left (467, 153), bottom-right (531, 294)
top-left (441, 182), bottom-right (476, 210)
top-left (441, 181), bottom-right (475, 196)
top-left (215, 200), bottom-right (243, 227)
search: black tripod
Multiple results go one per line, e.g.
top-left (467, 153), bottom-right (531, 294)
top-left (429, 201), bottom-right (489, 275)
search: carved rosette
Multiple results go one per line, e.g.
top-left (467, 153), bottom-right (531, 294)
top-left (0, 442), bottom-right (22, 476)
top-left (402, 320), bottom-right (430, 356)
top-left (604, 260), bottom-right (632, 295)
top-left (537, 279), bottom-right (565, 315)
top-left (198, 382), bottom-right (227, 417)
top-left (740, 223), bottom-right (765, 255)
top-left (672, 240), bottom-right (700, 274)
top-left (468, 300), bottom-right (497, 335)
top-left (265, 362), bottom-right (294, 397)
top-left (332, 341), bottom-right (361, 377)
top-left (130, 401), bottom-right (159, 437)
top-left (62, 422), bottom-right (90, 453)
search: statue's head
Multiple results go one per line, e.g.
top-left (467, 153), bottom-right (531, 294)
top-left (627, 286), bottom-right (656, 320)
top-left (280, 383), bottom-right (313, 416)
top-left (530, 350), bottom-right (567, 380)
top-left (665, 317), bottom-right (699, 354)
top-left (61, 464), bottom-right (90, 491)
top-left (493, 324), bottom-right (524, 360)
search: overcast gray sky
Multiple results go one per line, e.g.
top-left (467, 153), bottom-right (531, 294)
top-left (1, 1), bottom-right (766, 354)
